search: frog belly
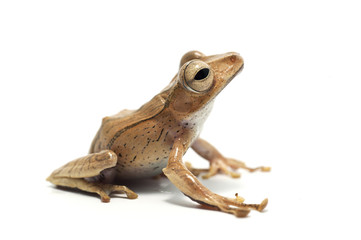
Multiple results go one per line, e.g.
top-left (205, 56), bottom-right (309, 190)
top-left (114, 157), bottom-right (168, 180)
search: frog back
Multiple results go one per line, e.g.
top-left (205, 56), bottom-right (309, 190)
top-left (89, 93), bottom-right (169, 153)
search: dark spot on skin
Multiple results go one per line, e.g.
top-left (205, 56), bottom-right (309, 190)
top-left (156, 128), bottom-right (164, 141)
top-left (163, 131), bottom-right (169, 141)
top-left (118, 153), bottom-right (122, 158)
top-left (124, 143), bottom-right (127, 147)
top-left (141, 138), bottom-right (152, 154)
top-left (134, 135), bottom-right (138, 139)
top-left (152, 125), bottom-right (155, 128)
top-left (147, 131), bottom-right (150, 134)
top-left (153, 167), bottom-right (160, 170)
top-left (156, 157), bottom-right (159, 160)
top-left (130, 155), bottom-right (137, 163)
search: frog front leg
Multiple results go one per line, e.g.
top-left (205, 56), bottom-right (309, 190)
top-left (47, 150), bottom-right (137, 202)
top-left (188, 138), bottom-right (271, 179)
top-left (163, 139), bottom-right (267, 217)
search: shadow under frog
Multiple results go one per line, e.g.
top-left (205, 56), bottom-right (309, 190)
top-left (47, 51), bottom-right (270, 217)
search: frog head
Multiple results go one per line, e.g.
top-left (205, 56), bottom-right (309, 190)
top-left (167, 51), bottom-right (244, 114)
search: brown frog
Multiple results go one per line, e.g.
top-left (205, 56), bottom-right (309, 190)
top-left (47, 51), bottom-right (270, 217)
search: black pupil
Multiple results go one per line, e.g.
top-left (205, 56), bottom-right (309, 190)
top-left (194, 68), bottom-right (209, 80)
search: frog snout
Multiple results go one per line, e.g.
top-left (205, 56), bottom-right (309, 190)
top-left (228, 52), bottom-right (244, 67)
top-left (222, 52), bottom-right (244, 78)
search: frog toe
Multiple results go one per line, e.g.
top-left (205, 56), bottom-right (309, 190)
top-left (185, 160), bottom-right (241, 179)
top-left (102, 184), bottom-right (138, 200)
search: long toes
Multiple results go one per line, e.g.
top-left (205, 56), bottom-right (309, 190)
top-left (258, 198), bottom-right (268, 211)
top-left (226, 170), bottom-right (241, 178)
top-left (226, 158), bottom-right (247, 169)
top-left (261, 166), bottom-right (271, 172)
top-left (234, 208), bottom-right (251, 217)
top-left (109, 186), bottom-right (138, 199)
top-left (125, 191), bottom-right (138, 199)
top-left (201, 167), bottom-right (218, 179)
top-left (100, 194), bottom-right (111, 203)
top-left (202, 173), bottom-right (214, 179)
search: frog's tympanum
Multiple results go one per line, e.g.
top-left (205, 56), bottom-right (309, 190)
top-left (47, 51), bottom-right (270, 217)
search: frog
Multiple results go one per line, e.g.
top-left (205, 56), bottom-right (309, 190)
top-left (47, 51), bottom-right (270, 217)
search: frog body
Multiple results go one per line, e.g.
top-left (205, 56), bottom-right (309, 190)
top-left (90, 98), bottom-right (214, 180)
top-left (47, 51), bottom-right (270, 217)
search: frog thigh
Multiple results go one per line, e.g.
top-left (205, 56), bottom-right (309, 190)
top-left (47, 150), bottom-right (137, 201)
top-left (47, 150), bottom-right (117, 179)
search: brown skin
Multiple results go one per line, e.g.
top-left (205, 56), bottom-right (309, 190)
top-left (47, 51), bottom-right (270, 217)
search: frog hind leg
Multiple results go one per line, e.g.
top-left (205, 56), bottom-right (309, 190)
top-left (47, 150), bottom-right (138, 202)
top-left (189, 138), bottom-right (271, 179)
top-left (163, 139), bottom-right (267, 217)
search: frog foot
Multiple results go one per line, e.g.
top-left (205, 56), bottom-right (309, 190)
top-left (185, 161), bottom-right (240, 179)
top-left (186, 158), bottom-right (270, 179)
top-left (98, 184), bottom-right (138, 202)
top-left (223, 158), bottom-right (271, 173)
top-left (218, 197), bottom-right (268, 217)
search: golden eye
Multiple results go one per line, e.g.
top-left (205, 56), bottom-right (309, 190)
top-left (181, 60), bottom-right (214, 92)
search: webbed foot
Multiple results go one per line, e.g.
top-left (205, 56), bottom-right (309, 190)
top-left (186, 158), bottom-right (270, 179)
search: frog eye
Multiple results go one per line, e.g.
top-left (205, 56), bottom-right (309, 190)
top-left (181, 60), bottom-right (214, 92)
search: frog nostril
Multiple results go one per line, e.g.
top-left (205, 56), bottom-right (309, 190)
top-left (230, 55), bottom-right (237, 63)
top-left (194, 68), bottom-right (210, 80)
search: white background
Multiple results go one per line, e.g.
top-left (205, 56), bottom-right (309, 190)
top-left (1, 0), bottom-right (360, 239)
